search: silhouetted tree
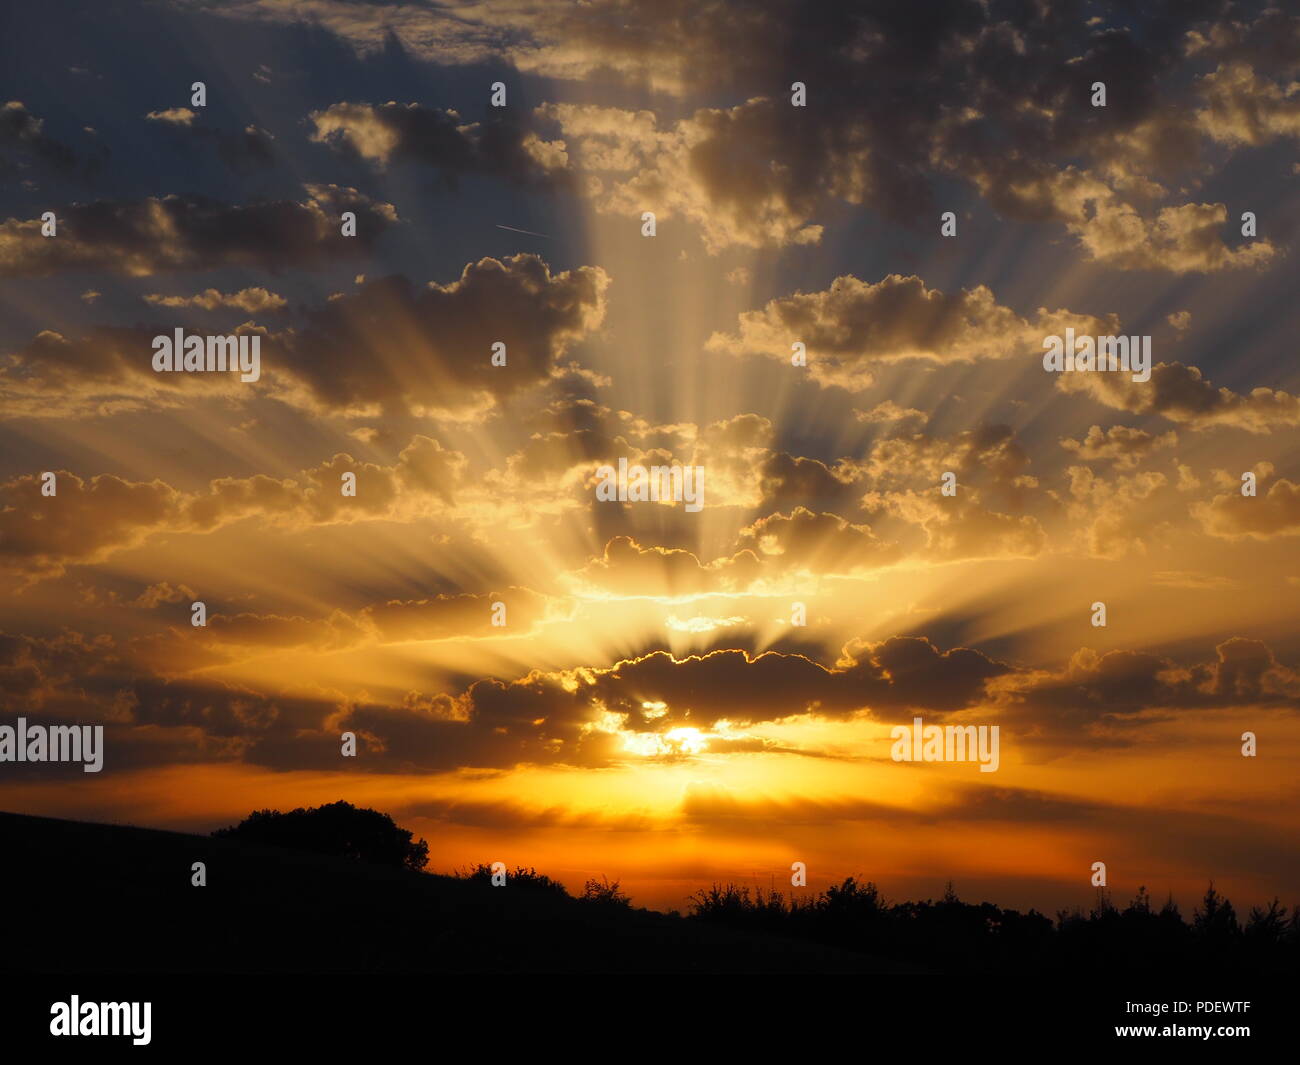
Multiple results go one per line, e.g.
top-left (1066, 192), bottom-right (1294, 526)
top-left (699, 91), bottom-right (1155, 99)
top-left (1125, 885), bottom-right (1153, 917)
top-left (1245, 898), bottom-right (1288, 946)
top-left (213, 801), bottom-right (429, 872)
top-left (1193, 882), bottom-right (1241, 942)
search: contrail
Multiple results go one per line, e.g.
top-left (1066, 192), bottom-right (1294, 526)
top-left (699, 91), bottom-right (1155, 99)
top-left (496, 224), bottom-right (550, 238)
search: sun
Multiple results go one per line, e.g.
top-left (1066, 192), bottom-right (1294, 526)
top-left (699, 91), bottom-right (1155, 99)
top-left (621, 726), bottom-right (709, 757)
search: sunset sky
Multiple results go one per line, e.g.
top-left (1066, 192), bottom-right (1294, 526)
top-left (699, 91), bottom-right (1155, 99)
top-left (1, 0), bottom-right (1297, 915)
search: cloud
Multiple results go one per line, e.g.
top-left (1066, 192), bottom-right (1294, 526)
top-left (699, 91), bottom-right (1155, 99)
top-left (579, 637), bottom-right (1010, 731)
top-left (132, 581), bottom-right (197, 609)
top-left (1071, 198), bottom-right (1275, 274)
top-left (571, 506), bottom-right (903, 598)
top-left (1062, 465), bottom-right (1171, 559)
top-left (0, 323), bottom-right (270, 417)
top-left (187, 2), bottom-right (1299, 269)
top-left (120, 584), bottom-right (562, 668)
top-left (0, 100), bottom-right (78, 173)
top-left (539, 99), bottom-right (832, 251)
top-left (863, 425), bottom-right (1032, 492)
top-left (738, 507), bottom-right (901, 574)
top-left (706, 274), bottom-right (1102, 389)
top-left (318, 636), bottom-right (1008, 771)
top-left (309, 101), bottom-right (569, 186)
top-left (0, 436), bottom-right (464, 578)
top-left (144, 107), bottom-right (196, 126)
top-left (0, 185), bottom-right (395, 278)
top-left (1057, 361), bottom-right (1300, 432)
top-left (146, 105), bottom-right (276, 169)
top-left (755, 453), bottom-right (863, 512)
top-left (361, 588), bottom-right (553, 643)
top-left (7, 615), bottom-right (1292, 775)
top-left (271, 254), bottom-right (609, 415)
top-left (568, 537), bottom-right (763, 598)
top-left (969, 162), bottom-right (1278, 273)
top-left (143, 287), bottom-right (287, 312)
top-left (1196, 478), bottom-right (1300, 539)
top-left (0, 472), bottom-right (182, 579)
top-left (1060, 425), bottom-right (1178, 468)
top-left (1196, 62), bottom-right (1300, 147)
top-left (864, 490), bottom-right (1047, 562)
top-left (2, 623), bottom-right (992, 773)
top-left (855, 401), bottom-right (926, 426)
top-left (1, 256), bottom-right (606, 420)
top-left (991, 639), bottom-right (1300, 741)
top-left (208, 124), bottom-right (276, 171)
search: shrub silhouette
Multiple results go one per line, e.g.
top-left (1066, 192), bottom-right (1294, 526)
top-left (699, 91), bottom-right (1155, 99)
top-left (581, 875), bottom-right (632, 907)
top-left (687, 876), bottom-right (1297, 974)
top-left (457, 863), bottom-right (570, 896)
top-left (213, 801), bottom-right (429, 872)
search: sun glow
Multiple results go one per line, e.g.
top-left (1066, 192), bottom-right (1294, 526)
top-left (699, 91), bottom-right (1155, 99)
top-left (621, 726), bottom-right (709, 757)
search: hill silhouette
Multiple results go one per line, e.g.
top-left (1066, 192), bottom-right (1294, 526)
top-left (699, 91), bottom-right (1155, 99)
top-left (0, 810), bottom-right (914, 974)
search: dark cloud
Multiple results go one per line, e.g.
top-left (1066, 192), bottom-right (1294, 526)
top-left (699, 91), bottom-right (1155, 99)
top-left (1058, 361), bottom-right (1300, 432)
top-left (0, 100), bottom-right (78, 174)
top-left (757, 452), bottom-right (862, 512)
top-left (535, 1), bottom-right (1289, 265)
top-left (706, 275), bottom-right (1102, 386)
top-left (0, 437), bottom-right (463, 577)
top-left (186, 2), bottom-right (1296, 266)
top-left (1, 254), bottom-right (607, 420)
top-left (0, 471), bottom-right (183, 578)
top-left (271, 255), bottom-right (609, 414)
top-left (207, 124), bottom-right (277, 172)
top-left (5, 618), bottom-right (1296, 775)
top-left (583, 637), bottom-right (1008, 730)
top-left (0, 185), bottom-right (395, 278)
top-left (993, 638), bottom-right (1300, 740)
top-left (309, 102), bottom-right (570, 187)
top-left (146, 108), bottom-right (276, 171)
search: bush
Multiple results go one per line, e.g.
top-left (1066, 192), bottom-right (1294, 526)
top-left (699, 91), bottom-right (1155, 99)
top-left (213, 801), bottom-right (429, 872)
top-left (457, 863), bottom-right (570, 896)
top-left (580, 875), bottom-right (631, 907)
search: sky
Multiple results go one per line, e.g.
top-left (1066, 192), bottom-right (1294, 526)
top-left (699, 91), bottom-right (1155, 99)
top-left (0, 0), bottom-right (1297, 915)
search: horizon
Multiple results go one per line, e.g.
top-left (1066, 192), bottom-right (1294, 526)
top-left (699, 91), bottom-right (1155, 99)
top-left (0, 803), bottom-right (1272, 924)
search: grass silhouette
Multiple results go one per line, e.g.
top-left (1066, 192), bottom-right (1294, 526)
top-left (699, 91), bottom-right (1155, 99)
top-left (684, 876), bottom-right (1299, 975)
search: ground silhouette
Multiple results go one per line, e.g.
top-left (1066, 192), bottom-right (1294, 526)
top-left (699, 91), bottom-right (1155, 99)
top-left (4, 806), bottom-right (1294, 975)
top-left (1, 809), bottom-right (911, 974)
